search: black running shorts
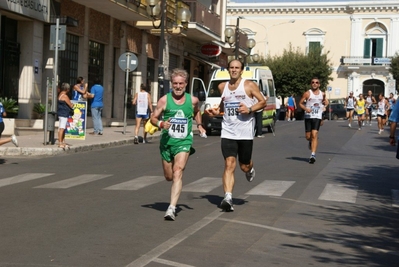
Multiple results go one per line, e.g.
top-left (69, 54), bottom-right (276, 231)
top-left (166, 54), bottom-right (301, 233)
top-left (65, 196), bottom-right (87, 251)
top-left (221, 138), bottom-right (253, 165)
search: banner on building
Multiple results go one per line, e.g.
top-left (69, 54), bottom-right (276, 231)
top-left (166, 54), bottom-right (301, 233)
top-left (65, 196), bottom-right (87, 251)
top-left (66, 101), bottom-right (87, 140)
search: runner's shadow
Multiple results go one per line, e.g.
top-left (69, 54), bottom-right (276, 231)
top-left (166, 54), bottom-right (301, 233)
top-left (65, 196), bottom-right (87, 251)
top-left (286, 156), bottom-right (308, 163)
top-left (141, 202), bottom-right (193, 215)
top-left (197, 194), bottom-right (248, 208)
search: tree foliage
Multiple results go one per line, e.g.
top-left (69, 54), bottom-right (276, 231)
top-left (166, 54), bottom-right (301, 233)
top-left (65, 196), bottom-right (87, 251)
top-left (389, 53), bottom-right (399, 93)
top-left (258, 44), bottom-right (333, 98)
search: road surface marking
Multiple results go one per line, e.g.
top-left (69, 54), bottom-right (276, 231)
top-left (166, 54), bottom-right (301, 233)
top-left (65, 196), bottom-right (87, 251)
top-left (392, 189), bottom-right (399, 208)
top-left (246, 180), bottom-right (295, 196)
top-left (182, 177), bottom-right (220, 192)
top-left (319, 184), bottom-right (358, 203)
top-left (0, 173), bottom-right (54, 188)
top-left (125, 195), bottom-right (249, 267)
top-left (34, 174), bottom-right (112, 189)
top-left (103, 176), bottom-right (164, 191)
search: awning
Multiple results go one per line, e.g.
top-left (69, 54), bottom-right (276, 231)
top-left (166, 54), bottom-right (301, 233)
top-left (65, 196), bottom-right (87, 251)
top-left (189, 55), bottom-right (221, 70)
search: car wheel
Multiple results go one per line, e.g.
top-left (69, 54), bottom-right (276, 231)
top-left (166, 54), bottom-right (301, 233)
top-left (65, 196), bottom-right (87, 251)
top-left (333, 114), bottom-right (338, 120)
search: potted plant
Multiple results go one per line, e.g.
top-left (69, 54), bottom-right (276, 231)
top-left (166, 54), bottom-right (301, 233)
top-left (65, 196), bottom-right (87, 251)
top-left (0, 97), bottom-right (19, 118)
top-left (33, 103), bottom-right (46, 119)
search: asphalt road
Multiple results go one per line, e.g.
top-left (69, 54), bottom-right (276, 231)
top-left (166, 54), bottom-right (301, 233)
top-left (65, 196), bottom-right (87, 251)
top-left (0, 119), bottom-right (398, 267)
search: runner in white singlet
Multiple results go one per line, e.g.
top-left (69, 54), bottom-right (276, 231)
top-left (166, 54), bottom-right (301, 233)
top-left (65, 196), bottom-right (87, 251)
top-left (299, 77), bottom-right (328, 164)
top-left (205, 59), bottom-right (266, 212)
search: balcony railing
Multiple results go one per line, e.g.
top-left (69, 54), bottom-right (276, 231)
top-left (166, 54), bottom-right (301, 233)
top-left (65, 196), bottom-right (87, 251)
top-left (187, 1), bottom-right (221, 36)
top-left (341, 56), bottom-right (392, 66)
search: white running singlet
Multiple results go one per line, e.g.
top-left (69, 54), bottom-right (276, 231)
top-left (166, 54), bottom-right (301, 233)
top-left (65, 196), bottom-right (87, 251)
top-left (347, 97), bottom-right (355, 109)
top-left (221, 79), bottom-right (255, 140)
top-left (304, 89), bottom-right (324, 120)
top-left (137, 92), bottom-right (148, 115)
top-left (377, 98), bottom-right (387, 116)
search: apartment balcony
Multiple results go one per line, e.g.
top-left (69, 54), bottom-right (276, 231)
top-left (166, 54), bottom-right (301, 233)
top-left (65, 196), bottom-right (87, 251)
top-left (340, 56), bottom-right (392, 72)
top-left (72, 0), bottom-right (152, 21)
top-left (185, 1), bottom-right (222, 43)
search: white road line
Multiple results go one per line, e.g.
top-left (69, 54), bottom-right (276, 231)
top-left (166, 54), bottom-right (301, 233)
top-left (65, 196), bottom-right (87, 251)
top-left (0, 173), bottom-right (54, 188)
top-left (153, 258), bottom-right (196, 267)
top-left (392, 189), bottom-right (399, 208)
top-left (125, 195), bottom-right (249, 267)
top-left (182, 177), bottom-right (220, 192)
top-left (246, 180), bottom-right (295, 196)
top-left (319, 184), bottom-right (358, 203)
top-left (34, 174), bottom-right (112, 189)
top-left (103, 176), bottom-right (164, 191)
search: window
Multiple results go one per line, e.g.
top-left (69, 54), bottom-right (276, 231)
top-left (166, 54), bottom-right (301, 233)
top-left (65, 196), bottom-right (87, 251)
top-left (303, 28), bottom-right (325, 54)
top-left (363, 22), bottom-right (387, 58)
top-left (59, 34), bottom-right (79, 87)
top-left (88, 41), bottom-right (104, 87)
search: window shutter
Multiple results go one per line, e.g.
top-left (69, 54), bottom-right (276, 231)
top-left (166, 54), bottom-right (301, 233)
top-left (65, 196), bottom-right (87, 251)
top-left (364, 39), bottom-right (371, 58)
top-left (376, 38), bottom-right (383, 57)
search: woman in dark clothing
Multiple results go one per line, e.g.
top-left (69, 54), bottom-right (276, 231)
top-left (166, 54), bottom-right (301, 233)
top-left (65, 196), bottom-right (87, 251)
top-left (57, 83), bottom-right (74, 149)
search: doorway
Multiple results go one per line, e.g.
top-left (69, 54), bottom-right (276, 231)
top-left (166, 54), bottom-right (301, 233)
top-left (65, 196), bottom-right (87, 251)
top-left (363, 79), bottom-right (385, 99)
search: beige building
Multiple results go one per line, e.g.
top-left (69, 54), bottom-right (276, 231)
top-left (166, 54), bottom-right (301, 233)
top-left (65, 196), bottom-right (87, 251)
top-left (227, 0), bottom-right (399, 100)
top-left (1, 0), bottom-right (236, 124)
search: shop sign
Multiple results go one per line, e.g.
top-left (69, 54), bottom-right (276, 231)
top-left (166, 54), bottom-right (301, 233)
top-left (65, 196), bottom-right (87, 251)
top-left (200, 44), bottom-right (222, 57)
top-left (1, 0), bottom-right (50, 23)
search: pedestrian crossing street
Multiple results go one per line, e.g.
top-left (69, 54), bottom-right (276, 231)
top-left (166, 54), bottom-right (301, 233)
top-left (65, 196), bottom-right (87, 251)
top-left (1, 173), bottom-right (399, 207)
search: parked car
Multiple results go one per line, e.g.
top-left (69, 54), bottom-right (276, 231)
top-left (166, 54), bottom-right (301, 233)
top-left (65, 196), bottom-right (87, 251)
top-left (325, 103), bottom-right (346, 120)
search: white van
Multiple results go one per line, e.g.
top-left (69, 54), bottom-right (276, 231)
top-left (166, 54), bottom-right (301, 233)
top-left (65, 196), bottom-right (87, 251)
top-left (190, 66), bottom-right (277, 135)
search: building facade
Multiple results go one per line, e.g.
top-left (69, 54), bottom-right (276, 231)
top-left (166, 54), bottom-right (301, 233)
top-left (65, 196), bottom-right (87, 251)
top-left (228, 0), bottom-right (399, 100)
top-left (1, 0), bottom-right (239, 123)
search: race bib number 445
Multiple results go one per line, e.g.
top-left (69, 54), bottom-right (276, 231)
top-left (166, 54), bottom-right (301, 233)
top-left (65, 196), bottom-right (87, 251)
top-left (168, 117), bottom-right (188, 139)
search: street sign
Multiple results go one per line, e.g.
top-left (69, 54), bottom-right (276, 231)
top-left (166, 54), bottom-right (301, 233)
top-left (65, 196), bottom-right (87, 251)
top-left (49, 25), bottom-right (66, 51)
top-left (118, 52), bottom-right (138, 72)
top-left (328, 86), bottom-right (332, 92)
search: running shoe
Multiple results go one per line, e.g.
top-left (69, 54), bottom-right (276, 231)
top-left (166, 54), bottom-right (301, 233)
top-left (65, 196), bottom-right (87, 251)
top-left (309, 155), bottom-right (316, 164)
top-left (220, 197), bottom-right (234, 212)
top-left (164, 207), bottom-right (176, 221)
top-left (245, 167), bottom-right (255, 182)
top-left (348, 123), bottom-right (351, 128)
top-left (134, 136), bottom-right (138, 144)
top-left (11, 134), bottom-right (18, 147)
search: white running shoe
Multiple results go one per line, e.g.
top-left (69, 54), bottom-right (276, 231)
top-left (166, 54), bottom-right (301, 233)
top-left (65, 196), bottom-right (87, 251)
top-left (220, 197), bottom-right (234, 212)
top-left (11, 134), bottom-right (19, 147)
top-left (164, 207), bottom-right (176, 221)
top-left (348, 123), bottom-right (351, 128)
top-left (245, 167), bottom-right (255, 182)
top-left (292, 118), bottom-right (296, 121)
top-left (309, 155), bottom-right (316, 164)
top-left (287, 118), bottom-right (291, 121)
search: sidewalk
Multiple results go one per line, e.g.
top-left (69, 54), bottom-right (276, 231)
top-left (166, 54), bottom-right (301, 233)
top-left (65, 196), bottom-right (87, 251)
top-left (0, 125), bottom-right (162, 157)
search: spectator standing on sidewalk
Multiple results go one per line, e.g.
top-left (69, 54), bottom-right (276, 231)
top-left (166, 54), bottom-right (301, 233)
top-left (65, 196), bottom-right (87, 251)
top-left (254, 91), bottom-right (267, 137)
top-left (299, 77), bottom-right (328, 164)
top-left (276, 96), bottom-right (282, 121)
top-left (150, 68), bottom-right (206, 221)
top-left (0, 101), bottom-right (18, 147)
top-left (132, 84), bottom-right (153, 144)
top-left (387, 92), bottom-right (396, 123)
top-left (345, 91), bottom-right (357, 128)
top-left (388, 98), bottom-right (399, 156)
top-left (88, 77), bottom-right (104, 136)
top-left (72, 77), bottom-right (88, 101)
top-left (205, 59), bottom-right (266, 212)
top-left (57, 83), bottom-right (74, 149)
top-left (287, 93), bottom-right (297, 121)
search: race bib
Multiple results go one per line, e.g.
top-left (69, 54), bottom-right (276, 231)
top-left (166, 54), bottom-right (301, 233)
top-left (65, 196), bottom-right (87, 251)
top-left (168, 110), bottom-right (188, 139)
top-left (225, 102), bottom-right (240, 117)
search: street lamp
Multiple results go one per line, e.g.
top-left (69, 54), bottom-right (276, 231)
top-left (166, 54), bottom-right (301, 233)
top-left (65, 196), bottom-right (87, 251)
top-left (225, 17), bottom-right (256, 61)
top-left (146, 0), bottom-right (191, 99)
